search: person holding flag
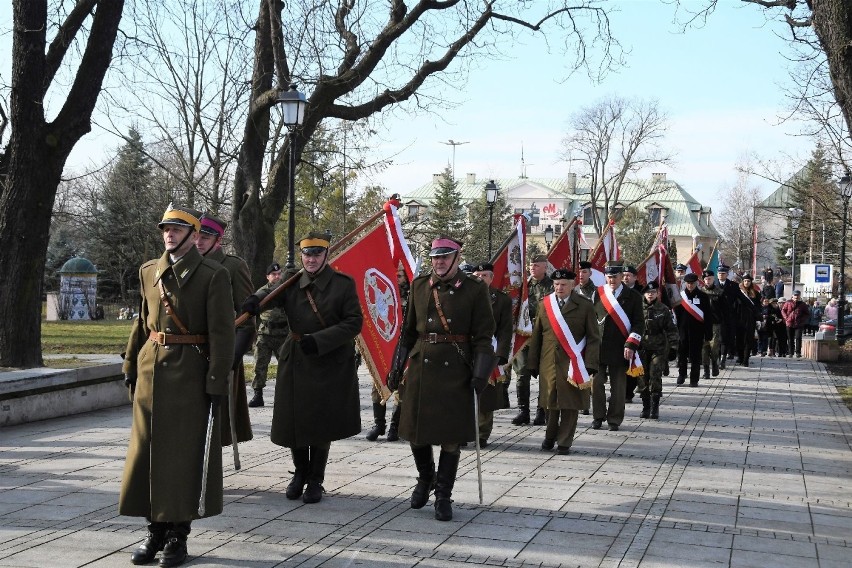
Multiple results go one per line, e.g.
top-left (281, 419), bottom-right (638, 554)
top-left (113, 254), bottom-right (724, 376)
top-left (527, 269), bottom-right (599, 454)
top-left (674, 273), bottom-right (713, 386)
top-left (240, 231), bottom-right (363, 505)
top-left (387, 236), bottom-right (495, 522)
top-left (592, 263), bottom-right (644, 431)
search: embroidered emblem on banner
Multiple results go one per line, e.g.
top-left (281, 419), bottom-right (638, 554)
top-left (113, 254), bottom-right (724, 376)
top-left (364, 268), bottom-right (400, 341)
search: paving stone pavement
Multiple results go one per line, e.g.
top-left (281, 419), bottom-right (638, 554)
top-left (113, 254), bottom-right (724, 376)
top-left (1, 355), bottom-right (850, 567)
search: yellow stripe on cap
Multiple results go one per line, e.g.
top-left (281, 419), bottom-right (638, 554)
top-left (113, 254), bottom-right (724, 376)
top-left (161, 210), bottom-right (201, 232)
top-left (299, 237), bottom-right (329, 248)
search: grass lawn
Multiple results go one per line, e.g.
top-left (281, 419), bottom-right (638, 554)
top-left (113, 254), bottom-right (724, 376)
top-left (42, 320), bottom-right (134, 355)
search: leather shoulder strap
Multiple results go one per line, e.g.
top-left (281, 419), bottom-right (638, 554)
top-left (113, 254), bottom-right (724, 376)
top-left (158, 279), bottom-right (191, 334)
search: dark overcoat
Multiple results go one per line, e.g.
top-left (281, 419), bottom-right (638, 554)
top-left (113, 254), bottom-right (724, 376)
top-left (527, 291), bottom-right (600, 411)
top-left (120, 247), bottom-right (235, 522)
top-left (594, 285), bottom-right (645, 367)
top-left (260, 265), bottom-right (363, 448)
top-left (206, 247), bottom-right (253, 445)
top-left (675, 287), bottom-right (712, 345)
top-left (398, 271), bottom-right (495, 445)
top-left (479, 286), bottom-right (513, 413)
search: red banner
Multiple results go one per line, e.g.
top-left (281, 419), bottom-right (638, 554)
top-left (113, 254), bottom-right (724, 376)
top-left (490, 215), bottom-right (530, 360)
top-left (547, 216), bottom-right (581, 272)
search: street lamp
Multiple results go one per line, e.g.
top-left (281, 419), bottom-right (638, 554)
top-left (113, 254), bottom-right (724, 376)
top-left (837, 177), bottom-right (852, 343)
top-left (485, 180), bottom-right (498, 259)
top-left (790, 207), bottom-right (804, 295)
top-left (544, 224), bottom-right (554, 250)
top-left (278, 83), bottom-right (308, 268)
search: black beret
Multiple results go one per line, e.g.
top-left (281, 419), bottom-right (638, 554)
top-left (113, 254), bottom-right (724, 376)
top-left (643, 282), bottom-right (659, 292)
top-left (266, 262), bottom-right (281, 275)
top-left (623, 265), bottom-right (637, 275)
top-left (578, 261), bottom-right (593, 270)
top-left (702, 270), bottom-right (715, 277)
top-left (474, 262), bottom-right (494, 272)
top-left (551, 268), bottom-right (576, 280)
top-left (531, 254), bottom-right (548, 263)
top-left (683, 273), bottom-right (699, 283)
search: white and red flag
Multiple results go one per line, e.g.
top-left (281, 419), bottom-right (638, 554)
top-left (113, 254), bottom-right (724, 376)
top-left (547, 216), bottom-right (582, 272)
top-left (587, 219), bottom-right (619, 286)
top-left (490, 214), bottom-right (530, 365)
top-left (330, 200), bottom-right (416, 400)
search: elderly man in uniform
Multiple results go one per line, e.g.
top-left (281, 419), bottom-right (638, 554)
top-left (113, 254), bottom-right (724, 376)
top-left (471, 262), bottom-right (512, 448)
top-left (638, 282), bottom-right (678, 419)
top-left (527, 269), bottom-right (599, 454)
top-left (701, 270), bottom-right (723, 380)
top-left (387, 236), bottom-right (495, 521)
top-left (716, 265), bottom-right (739, 368)
top-left (195, 212), bottom-right (254, 445)
top-left (121, 205), bottom-right (235, 568)
top-left (675, 273), bottom-right (712, 386)
top-left (242, 231), bottom-right (363, 504)
top-left (248, 262), bottom-right (289, 407)
top-left (511, 254), bottom-right (553, 426)
top-left (592, 264), bottom-right (644, 431)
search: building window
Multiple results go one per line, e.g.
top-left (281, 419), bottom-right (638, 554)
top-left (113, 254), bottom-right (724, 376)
top-left (408, 204), bottom-right (420, 220)
top-left (582, 206), bottom-right (594, 226)
top-left (649, 208), bottom-right (662, 227)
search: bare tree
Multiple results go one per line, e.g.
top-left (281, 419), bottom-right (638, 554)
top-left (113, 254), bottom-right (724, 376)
top-left (560, 95), bottom-right (673, 234)
top-left (0, 1), bottom-right (125, 368)
top-left (717, 166), bottom-right (763, 272)
top-left (231, 0), bottom-right (624, 285)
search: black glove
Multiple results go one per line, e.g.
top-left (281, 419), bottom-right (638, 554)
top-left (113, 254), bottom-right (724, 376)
top-left (241, 294), bottom-right (261, 316)
top-left (233, 326), bottom-right (254, 369)
top-left (497, 356), bottom-right (508, 366)
top-left (587, 368), bottom-right (598, 376)
top-left (124, 373), bottom-right (135, 389)
top-left (529, 368), bottom-right (539, 378)
top-left (387, 369), bottom-right (402, 391)
top-left (471, 374), bottom-right (488, 395)
top-left (208, 394), bottom-right (221, 411)
top-left (668, 347), bottom-right (678, 362)
top-left (300, 334), bottom-right (318, 355)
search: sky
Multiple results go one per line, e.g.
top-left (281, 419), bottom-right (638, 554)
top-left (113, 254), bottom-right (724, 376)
top-left (355, 1), bottom-right (815, 214)
top-left (0, 1), bottom-right (815, 216)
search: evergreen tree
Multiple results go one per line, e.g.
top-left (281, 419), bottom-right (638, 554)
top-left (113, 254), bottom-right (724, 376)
top-left (616, 206), bottom-right (656, 266)
top-left (425, 167), bottom-right (469, 244)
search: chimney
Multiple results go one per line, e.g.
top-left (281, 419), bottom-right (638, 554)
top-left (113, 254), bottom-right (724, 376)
top-left (652, 172), bottom-right (666, 182)
top-left (566, 172), bottom-right (577, 190)
top-left (432, 173), bottom-right (441, 183)
top-left (466, 173), bottom-right (476, 184)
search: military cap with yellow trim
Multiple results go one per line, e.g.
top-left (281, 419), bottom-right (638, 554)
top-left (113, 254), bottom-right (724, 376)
top-left (158, 204), bottom-right (201, 232)
top-left (299, 230), bottom-right (331, 256)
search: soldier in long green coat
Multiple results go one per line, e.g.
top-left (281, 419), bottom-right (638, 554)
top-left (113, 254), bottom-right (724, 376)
top-left (472, 262), bottom-right (513, 448)
top-left (242, 231), bottom-right (363, 505)
top-left (387, 236), bottom-right (495, 522)
top-left (196, 212), bottom-right (254, 446)
top-left (120, 205), bottom-right (235, 568)
top-left (527, 269), bottom-right (600, 454)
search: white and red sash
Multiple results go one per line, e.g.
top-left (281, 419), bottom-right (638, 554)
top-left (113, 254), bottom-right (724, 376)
top-left (543, 294), bottom-right (591, 388)
top-left (597, 284), bottom-right (642, 349)
top-left (679, 289), bottom-right (704, 322)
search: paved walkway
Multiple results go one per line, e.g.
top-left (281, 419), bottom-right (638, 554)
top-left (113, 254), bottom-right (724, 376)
top-left (1, 356), bottom-right (850, 567)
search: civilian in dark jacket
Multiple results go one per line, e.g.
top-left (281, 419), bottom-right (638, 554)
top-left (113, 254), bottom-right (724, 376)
top-left (733, 275), bottom-right (761, 367)
top-left (767, 298), bottom-right (787, 357)
top-left (674, 273), bottom-right (712, 386)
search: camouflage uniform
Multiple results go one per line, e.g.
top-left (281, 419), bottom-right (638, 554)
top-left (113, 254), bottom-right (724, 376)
top-left (638, 295), bottom-right (678, 419)
top-left (252, 281), bottom-right (289, 391)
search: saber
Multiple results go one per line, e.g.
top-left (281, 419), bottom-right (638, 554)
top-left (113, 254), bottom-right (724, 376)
top-left (227, 370), bottom-right (241, 470)
top-left (473, 392), bottom-right (483, 505)
top-left (197, 401), bottom-right (215, 517)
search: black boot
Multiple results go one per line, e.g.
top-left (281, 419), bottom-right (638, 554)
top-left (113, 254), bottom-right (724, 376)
top-left (386, 405), bottom-right (401, 442)
top-left (532, 407), bottom-right (547, 426)
top-left (365, 402), bottom-right (387, 441)
top-left (511, 405), bottom-right (530, 425)
top-left (703, 364), bottom-right (710, 380)
top-left (640, 394), bottom-right (650, 419)
top-left (158, 526), bottom-right (189, 568)
top-left (410, 445), bottom-right (435, 509)
top-left (434, 450), bottom-right (460, 521)
top-left (719, 350), bottom-right (727, 370)
top-left (650, 394), bottom-right (660, 420)
top-left (248, 388), bottom-right (264, 408)
top-left (502, 383), bottom-right (511, 408)
top-left (131, 522), bottom-right (167, 565)
top-left (303, 445), bottom-right (329, 503)
top-left (285, 447), bottom-right (310, 500)
top-left (711, 358), bottom-right (719, 376)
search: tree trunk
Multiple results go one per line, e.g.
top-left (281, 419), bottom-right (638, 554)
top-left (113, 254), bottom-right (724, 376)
top-left (812, 1), bottom-right (852, 143)
top-left (0, 0), bottom-right (124, 368)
